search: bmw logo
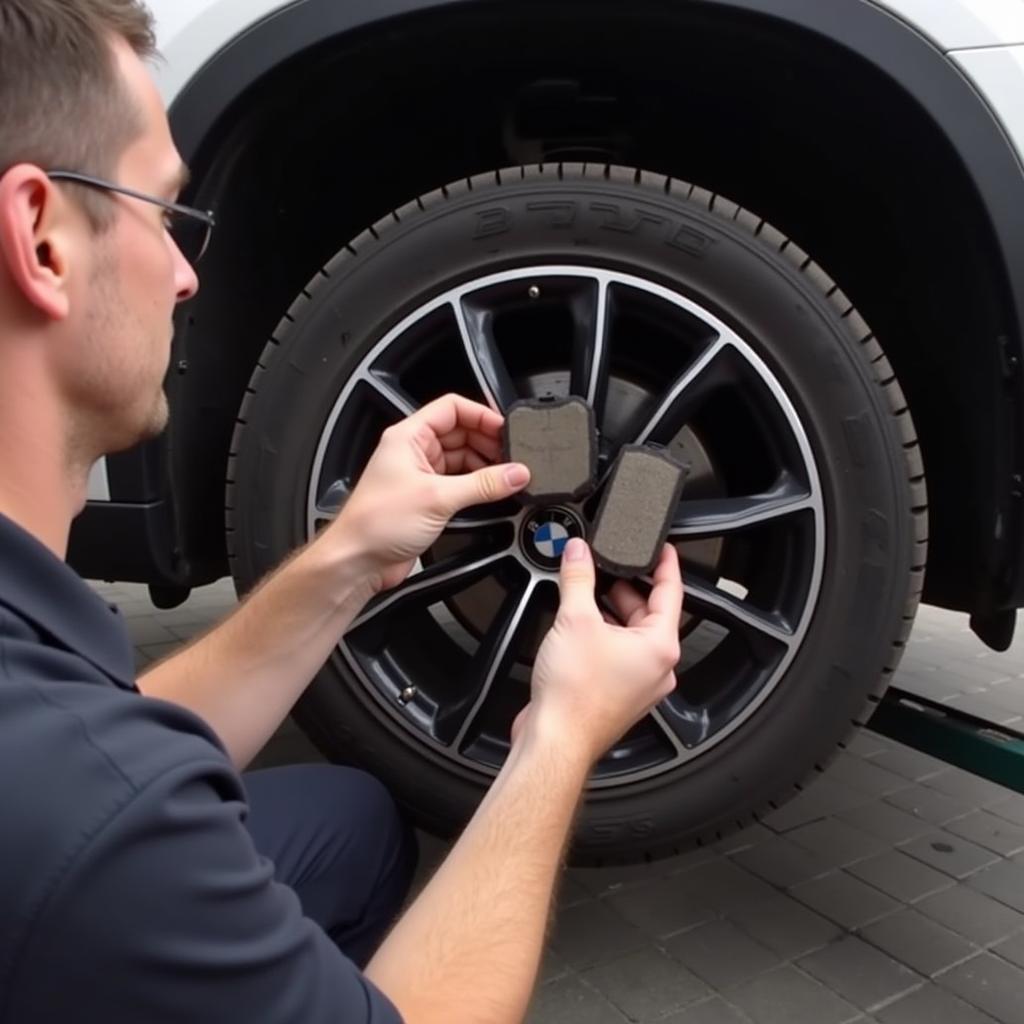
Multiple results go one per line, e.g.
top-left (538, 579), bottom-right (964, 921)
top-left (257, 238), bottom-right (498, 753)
top-left (520, 506), bottom-right (586, 571)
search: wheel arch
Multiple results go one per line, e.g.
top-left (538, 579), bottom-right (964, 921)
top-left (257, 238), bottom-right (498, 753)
top-left (160, 0), bottom-right (1024, 619)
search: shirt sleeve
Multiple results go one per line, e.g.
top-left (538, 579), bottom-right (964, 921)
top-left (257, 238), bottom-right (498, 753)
top-left (11, 758), bottom-right (404, 1024)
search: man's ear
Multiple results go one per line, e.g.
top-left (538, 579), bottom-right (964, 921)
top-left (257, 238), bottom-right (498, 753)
top-left (0, 166), bottom-right (74, 321)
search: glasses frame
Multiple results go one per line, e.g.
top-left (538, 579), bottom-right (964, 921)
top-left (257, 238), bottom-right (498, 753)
top-left (46, 169), bottom-right (216, 263)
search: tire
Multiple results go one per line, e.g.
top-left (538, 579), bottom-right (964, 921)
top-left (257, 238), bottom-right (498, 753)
top-left (227, 164), bottom-right (927, 863)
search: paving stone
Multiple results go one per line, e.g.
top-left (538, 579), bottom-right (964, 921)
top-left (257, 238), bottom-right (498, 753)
top-left (582, 947), bottom-right (709, 1021)
top-left (664, 919), bottom-right (782, 990)
top-left (572, 854), bottom-right (699, 898)
top-left (142, 605), bottom-right (226, 628)
top-left (604, 873), bottom-right (718, 939)
top-left (836, 801), bottom-right (936, 845)
top-left (885, 785), bottom-right (975, 826)
top-left (714, 823), bottom-right (774, 855)
top-left (123, 616), bottom-right (180, 645)
top-left (666, 858), bottom-right (780, 914)
top-left (662, 997), bottom-right (754, 1024)
top-left (846, 850), bottom-right (956, 903)
top-left (797, 935), bottom-right (920, 1012)
top-left (847, 731), bottom-right (892, 759)
top-left (526, 974), bottom-right (625, 1024)
top-left (941, 694), bottom-right (1021, 727)
top-left (988, 795), bottom-right (1024, 827)
top-left (731, 837), bottom-right (832, 889)
top-left (898, 830), bottom-right (1001, 879)
top-left (967, 859), bottom-right (1024, 914)
top-left (727, 965), bottom-right (861, 1024)
top-left (113, 597), bottom-right (165, 618)
top-left (874, 983), bottom-right (1001, 1024)
top-left (944, 811), bottom-right (1024, 857)
top-left (916, 884), bottom-right (1024, 946)
top-left (937, 660), bottom-right (1013, 686)
top-left (817, 753), bottom-right (912, 798)
top-left (898, 670), bottom-right (965, 701)
top-left (556, 874), bottom-right (593, 909)
top-left (923, 770), bottom-right (1021, 806)
top-left (789, 871), bottom-right (902, 930)
top-left (992, 932), bottom-right (1024, 969)
top-left (761, 779), bottom-right (870, 832)
top-left (936, 952), bottom-right (1024, 1024)
top-left (726, 893), bottom-right (841, 959)
top-left (137, 640), bottom-right (182, 662)
top-left (786, 818), bottom-right (888, 867)
top-left (975, 685), bottom-right (1024, 717)
top-left (539, 948), bottom-right (571, 984)
top-left (550, 898), bottom-right (649, 969)
top-left (859, 908), bottom-right (977, 976)
top-left (866, 743), bottom-right (948, 782)
top-left (167, 621), bottom-right (213, 641)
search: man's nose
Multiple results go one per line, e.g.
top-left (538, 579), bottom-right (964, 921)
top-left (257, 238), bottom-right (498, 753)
top-left (174, 246), bottom-right (199, 302)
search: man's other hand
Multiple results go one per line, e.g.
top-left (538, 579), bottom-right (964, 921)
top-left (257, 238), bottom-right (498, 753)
top-left (521, 539), bottom-right (683, 766)
top-left (332, 394), bottom-right (530, 591)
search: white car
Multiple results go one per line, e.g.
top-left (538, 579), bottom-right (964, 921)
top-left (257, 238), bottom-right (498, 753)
top-left (75, 0), bottom-right (1024, 861)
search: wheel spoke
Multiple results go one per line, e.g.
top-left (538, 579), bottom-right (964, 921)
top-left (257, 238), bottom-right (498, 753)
top-left (684, 573), bottom-right (795, 648)
top-left (361, 369), bottom-right (418, 418)
top-left (670, 474), bottom-right (815, 540)
top-left (442, 577), bottom-right (542, 750)
top-left (446, 510), bottom-right (519, 531)
top-left (651, 701), bottom-right (717, 751)
top-left (570, 277), bottom-right (610, 408)
top-left (314, 479), bottom-right (350, 521)
top-left (649, 706), bottom-right (688, 757)
top-left (635, 337), bottom-right (730, 445)
top-left (350, 548), bottom-right (513, 632)
top-left (452, 299), bottom-right (519, 412)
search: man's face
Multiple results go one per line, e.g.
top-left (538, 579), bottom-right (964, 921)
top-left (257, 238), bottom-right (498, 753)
top-left (62, 38), bottom-right (199, 458)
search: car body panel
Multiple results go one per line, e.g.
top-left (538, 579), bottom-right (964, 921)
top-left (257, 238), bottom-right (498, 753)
top-left (952, 44), bottom-right (1024, 174)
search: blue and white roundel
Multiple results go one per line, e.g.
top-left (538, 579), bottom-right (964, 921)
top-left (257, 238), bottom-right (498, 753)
top-left (533, 521), bottom-right (571, 558)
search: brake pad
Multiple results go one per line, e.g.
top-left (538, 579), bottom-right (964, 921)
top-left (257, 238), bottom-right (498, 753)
top-left (503, 397), bottom-right (598, 503)
top-left (590, 445), bottom-right (688, 577)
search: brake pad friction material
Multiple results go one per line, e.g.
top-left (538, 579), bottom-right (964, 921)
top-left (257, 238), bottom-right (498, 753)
top-left (591, 446), bottom-right (687, 577)
top-left (503, 397), bottom-right (598, 503)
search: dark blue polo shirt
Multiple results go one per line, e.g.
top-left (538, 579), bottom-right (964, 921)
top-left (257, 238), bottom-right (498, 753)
top-left (0, 512), bottom-right (402, 1023)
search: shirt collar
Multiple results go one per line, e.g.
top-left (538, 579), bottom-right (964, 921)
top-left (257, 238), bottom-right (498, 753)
top-left (0, 511), bottom-right (136, 689)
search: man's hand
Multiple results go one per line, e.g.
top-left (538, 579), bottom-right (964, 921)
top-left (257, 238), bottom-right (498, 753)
top-left (332, 393), bottom-right (530, 591)
top-left (522, 538), bottom-right (683, 765)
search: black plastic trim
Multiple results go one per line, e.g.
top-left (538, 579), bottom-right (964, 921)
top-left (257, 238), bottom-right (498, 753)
top-left (69, 501), bottom-right (184, 586)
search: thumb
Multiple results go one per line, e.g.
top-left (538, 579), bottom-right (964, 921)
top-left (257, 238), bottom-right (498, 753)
top-left (436, 462), bottom-right (530, 515)
top-left (557, 538), bottom-right (598, 619)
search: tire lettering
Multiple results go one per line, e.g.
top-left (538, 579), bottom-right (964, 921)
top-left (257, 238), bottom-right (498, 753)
top-left (666, 224), bottom-right (714, 258)
top-left (842, 414), bottom-right (870, 468)
top-left (590, 201), bottom-right (667, 236)
top-left (861, 509), bottom-right (889, 555)
top-left (526, 200), bottom-right (578, 228)
top-left (585, 819), bottom-right (656, 839)
top-left (473, 207), bottom-right (511, 239)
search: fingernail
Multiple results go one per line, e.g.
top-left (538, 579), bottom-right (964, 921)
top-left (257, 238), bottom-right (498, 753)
top-left (564, 538), bottom-right (587, 562)
top-left (505, 464), bottom-right (530, 488)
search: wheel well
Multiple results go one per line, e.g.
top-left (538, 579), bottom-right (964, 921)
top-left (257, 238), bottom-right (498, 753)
top-left (171, 0), bottom-right (1018, 612)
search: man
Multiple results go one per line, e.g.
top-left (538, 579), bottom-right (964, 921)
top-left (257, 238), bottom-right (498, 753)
top-left (0, 2), bottom-right (683, 1022)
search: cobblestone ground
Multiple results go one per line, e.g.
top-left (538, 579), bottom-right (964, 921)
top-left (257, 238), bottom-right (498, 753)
top-left (98, 578), bottom-right (1024, 1024)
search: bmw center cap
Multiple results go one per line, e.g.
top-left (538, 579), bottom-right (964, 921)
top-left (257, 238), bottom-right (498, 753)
top-left (521, 506), bottom-right (586, 571)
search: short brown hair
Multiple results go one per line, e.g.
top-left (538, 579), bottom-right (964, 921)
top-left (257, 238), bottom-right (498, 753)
top-left (0, 0), bottom-right (157, 224)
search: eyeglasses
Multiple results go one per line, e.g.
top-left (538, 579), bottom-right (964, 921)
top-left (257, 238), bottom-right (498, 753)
top-left (46, 170), bottom-right (216, 264)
